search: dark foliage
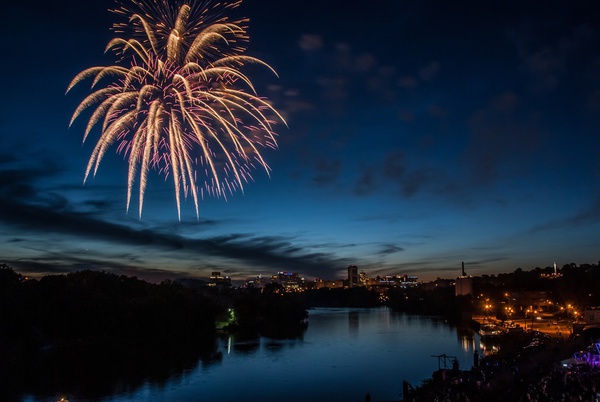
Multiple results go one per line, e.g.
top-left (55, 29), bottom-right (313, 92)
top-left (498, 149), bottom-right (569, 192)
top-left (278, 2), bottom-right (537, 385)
top-left (388, 262), bottom-right (600, 322)
top-left (227, 292), bottom-right (308, 339)
top-left (387, 286), bottom-right (467, 318)
top-left (0, 267), bottom-right (220, 400)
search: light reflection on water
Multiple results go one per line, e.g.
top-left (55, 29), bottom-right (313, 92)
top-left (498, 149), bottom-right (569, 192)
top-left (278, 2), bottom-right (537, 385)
top-left (27, 307), bottom-right (482, 402)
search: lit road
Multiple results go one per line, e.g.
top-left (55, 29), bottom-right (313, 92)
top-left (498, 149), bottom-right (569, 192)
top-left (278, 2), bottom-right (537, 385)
top-left (473, 315), bottom-right (574, 338)
top-left (510, 318), bottom-right (573, 337)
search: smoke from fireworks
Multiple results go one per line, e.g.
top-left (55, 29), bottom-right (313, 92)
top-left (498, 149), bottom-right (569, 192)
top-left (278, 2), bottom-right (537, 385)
top-left (67, 0), bottom-right (285, 219)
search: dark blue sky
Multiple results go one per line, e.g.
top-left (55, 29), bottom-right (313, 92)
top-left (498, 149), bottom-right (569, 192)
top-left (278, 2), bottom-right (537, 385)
top-left (1, 0), bottom-right (599, 282)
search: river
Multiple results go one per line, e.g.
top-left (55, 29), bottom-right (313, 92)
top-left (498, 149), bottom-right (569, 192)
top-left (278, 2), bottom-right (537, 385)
top-left (22, 307), bottom-right (481, 402)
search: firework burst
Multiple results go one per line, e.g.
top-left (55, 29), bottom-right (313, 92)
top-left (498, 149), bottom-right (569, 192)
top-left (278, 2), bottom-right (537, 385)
top-left (67, 0), bottom-right (285, 219)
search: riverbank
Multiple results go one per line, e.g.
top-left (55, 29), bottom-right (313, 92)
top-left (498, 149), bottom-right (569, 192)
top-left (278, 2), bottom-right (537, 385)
top-left (400, 319), bottom-right (593, 401)
top-left (471, 314), bottom-right (573, 339)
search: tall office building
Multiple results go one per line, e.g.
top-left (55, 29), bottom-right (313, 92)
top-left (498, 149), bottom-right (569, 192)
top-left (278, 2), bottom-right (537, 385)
top-left (277, 271), bottom-right (302, 290)
top-left (347, 265), bottom-right (358, 288)
top-left (359, 270), bottom-right (369, 286)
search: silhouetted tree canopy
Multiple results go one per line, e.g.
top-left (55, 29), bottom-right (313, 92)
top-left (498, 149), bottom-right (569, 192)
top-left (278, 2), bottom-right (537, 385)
top-left (0, 267), bottom-right (221, 399)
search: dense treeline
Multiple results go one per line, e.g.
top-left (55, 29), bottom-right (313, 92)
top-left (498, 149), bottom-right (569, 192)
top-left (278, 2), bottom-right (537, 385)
top-left (476, 263), bottom-right (600, 308)
top-left (0, 265), bottom-right (315, 399)
top-left (466, 263), bottom-right (600, 322)
top-left (0, 266), bottom-right (221, 399)
top-left (387, 286), bottom-right (473, 320)
top-left (387, 262), bottom-right (600, 321)
top-left (227, 289), bottom-right (309, 339)
top-left (0, 267), bottom-right (219, 355)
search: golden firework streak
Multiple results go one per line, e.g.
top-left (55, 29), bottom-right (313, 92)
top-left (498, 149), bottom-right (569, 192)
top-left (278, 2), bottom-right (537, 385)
top-left (67, 0), bottom-right (285, 219)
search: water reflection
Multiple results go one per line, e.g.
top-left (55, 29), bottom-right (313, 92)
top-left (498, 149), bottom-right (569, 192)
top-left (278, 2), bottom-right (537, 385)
top-left (348, 310), bottom-right (359, 338)
top-left (479, 337), bottom-right (501, 355)
top-left (12, 337), bottom-right (221, 402)
top-left (456, 324), bottom-right (477, 352)
top-left (232, 340), bottom-right (261, 354)
top-left (225, 333), bottom-right (259, 354)
top-left (12, 308), bottom-right (482, 402)
top-left (265, 340), bottom-right (285, 351)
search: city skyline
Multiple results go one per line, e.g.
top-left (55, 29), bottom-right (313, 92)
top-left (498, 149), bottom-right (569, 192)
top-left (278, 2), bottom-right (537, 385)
top-left (1, 0), bottom-right (600, 283)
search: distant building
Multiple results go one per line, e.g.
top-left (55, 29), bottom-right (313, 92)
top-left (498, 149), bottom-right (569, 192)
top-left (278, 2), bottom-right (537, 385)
top-left (455, 276), bottom-right (473, 296)
top-left (540, 262), bottom-right (563, 279)
top-left (402, 275), bottom-right (419, 287)
top-left (455, 262), bottom-right (473, 296)
top-left (244, 274), bottom-right (266, 289)
top-left (359, 271), bottom-right (369, 286)
top-left (313, 279), bottom-right (345, 289)
top-left (584, 307), bottom-right (600, 325)
top-left (209, 272), bottom-right (231, 287)
top-left (504, 290), bottom-right (554, 316)
top-left (277, 271), bottom-right (303, 290)
top-left (348, 265), bottom-right (358, 288)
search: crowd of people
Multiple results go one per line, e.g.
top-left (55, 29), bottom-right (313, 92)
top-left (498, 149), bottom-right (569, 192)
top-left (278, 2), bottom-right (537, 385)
top-left (522, 364), bottom-right (600, 401)
top-left (402, 334), bottom-right (600, 401)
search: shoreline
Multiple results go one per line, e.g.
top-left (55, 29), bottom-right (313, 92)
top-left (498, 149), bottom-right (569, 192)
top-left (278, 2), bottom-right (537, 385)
top-left (398, 317), bottom-right (593, 401)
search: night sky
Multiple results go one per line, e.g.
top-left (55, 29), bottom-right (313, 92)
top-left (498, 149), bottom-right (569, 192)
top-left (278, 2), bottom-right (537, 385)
top-left (2, 0), bottom-right (600, 283)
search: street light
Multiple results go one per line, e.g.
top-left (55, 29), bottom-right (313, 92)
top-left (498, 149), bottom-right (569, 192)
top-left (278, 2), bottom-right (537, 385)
top-left (505, 306), bottom-right (513, 322)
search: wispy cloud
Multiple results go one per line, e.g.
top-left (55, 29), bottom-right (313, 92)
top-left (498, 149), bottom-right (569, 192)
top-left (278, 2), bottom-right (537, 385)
top-left (526, 194), bottom-right (600, 234)
top-left (0, 161), bottom-right (348, 280)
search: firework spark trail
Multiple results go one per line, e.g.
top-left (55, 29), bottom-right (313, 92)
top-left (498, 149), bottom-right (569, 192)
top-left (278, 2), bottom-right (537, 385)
top-left (67, 0), bottom-right (285, 220)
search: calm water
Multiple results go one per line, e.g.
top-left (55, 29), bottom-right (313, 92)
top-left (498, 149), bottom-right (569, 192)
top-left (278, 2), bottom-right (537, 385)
top-left (24, 307), bottom-right (481, 402)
